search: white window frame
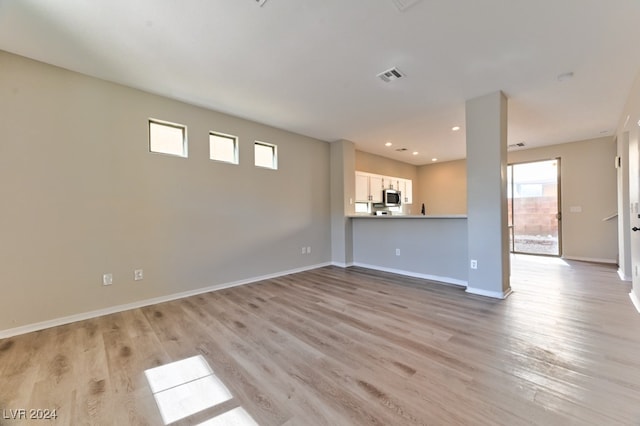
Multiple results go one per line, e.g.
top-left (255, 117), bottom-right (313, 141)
top-left (148, 118), bottom-right (188, 158)
top-left (209, 131), bottom-right (239, 165)
top-left (254, 141), bottom-right (278, 170)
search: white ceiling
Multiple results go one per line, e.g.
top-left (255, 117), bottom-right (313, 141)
top-left (1, 0), bottom-right (639, 165)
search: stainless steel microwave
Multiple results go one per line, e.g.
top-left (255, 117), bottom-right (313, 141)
top-left (383, 189), bottom-right (401, 207)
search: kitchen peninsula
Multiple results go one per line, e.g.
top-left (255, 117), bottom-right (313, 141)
top-left (349, 214), bottom-right (468, 287)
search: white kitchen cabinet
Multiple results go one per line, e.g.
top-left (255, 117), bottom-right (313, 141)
top-left (369, 175), bottom-right (384, 202)
top-left (355, 172), bottom-right (412, 204)
top-left (355, 172), bottom-right (371, 202)
top-left (355, 172), bottom-right (384, 202)
top-left (401, 178), bottom-right (413, 204)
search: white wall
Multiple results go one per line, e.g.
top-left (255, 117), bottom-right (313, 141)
top-left (0, 51), bottom-right (332, 333)
top-left (616, 69), bottom-right (640, 310)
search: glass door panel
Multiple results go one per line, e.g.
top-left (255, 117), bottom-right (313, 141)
top-left (508, 159), bottom-right (561, 256)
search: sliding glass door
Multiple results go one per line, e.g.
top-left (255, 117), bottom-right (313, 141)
top-left (507, 159), bottom-right (561, 256)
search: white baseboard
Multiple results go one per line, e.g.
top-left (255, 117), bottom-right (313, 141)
top-left (562, 256), bottom-right (617, 264)
top-left (0, 262), bottom-right (332, 339)
top-left (618, 268), bottom-right (632, 281)
top-left (350, 262), bottom-right (467, 288)
top-left (331, 261), bottom-right (354, 268)
top-left (466, 286), bottom-right (513, 300)
top-left (630, 290), bottom-right (640, 314)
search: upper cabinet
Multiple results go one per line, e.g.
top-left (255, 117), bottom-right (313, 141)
top-left (355, 171), bottom-right (413, 204)
top-left (355, 172), bottom-right (384, 203)
top-left (400, 179), bottom-right (413, 204)
top-left (355, 173), bottom-right (371, 202)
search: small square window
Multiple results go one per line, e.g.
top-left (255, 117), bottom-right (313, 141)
top-left (209, 132), bottom-right (238, 164)
top-left (149, 119), bottom-right (187, 157)
top-left (254, 141), bottom-right (277, 169)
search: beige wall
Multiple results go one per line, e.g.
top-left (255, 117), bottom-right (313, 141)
top-left (416, 160), bottom-right (467, 215)
top-left (509, 137), bottom-right (617, 262)
top-left (0, 51), bottom-right (331, 332)
top-left (355, 150), bottom-right (418, 181)
top-left (415, 137), bottom-right (617, 262)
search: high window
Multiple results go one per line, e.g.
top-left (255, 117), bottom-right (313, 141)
top-left (254, 141), bottom-right (277, 169)
top-left (149, 119), bottom-right (187, 157)
top-left (209, 132), bottom-right (238, 164)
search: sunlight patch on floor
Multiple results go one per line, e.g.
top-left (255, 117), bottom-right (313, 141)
top-left (145, 355), bottom-right (233, 424)
top-left (511, 253), bottom-right (570, 267)
top-left (196, 407), bottom-right (259, 426)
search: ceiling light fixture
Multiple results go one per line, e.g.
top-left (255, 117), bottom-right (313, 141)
top-left (385, 142), bottom-right (392, 147)
top-left (412, 151), bottom-right (419, 156)
top-left (451, 126), bottom-right (460, 132)
top-left (432, 158), bottom-right (438, 162)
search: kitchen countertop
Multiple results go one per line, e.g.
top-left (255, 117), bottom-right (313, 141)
top-left (348, 214), bottom-right (467, 219)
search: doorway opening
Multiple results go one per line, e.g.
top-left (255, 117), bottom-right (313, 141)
top-left (507, 158), bottom-right (562, 256)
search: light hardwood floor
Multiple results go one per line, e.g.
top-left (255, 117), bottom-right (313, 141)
top-left (1, 255), bottom-right (640, 425)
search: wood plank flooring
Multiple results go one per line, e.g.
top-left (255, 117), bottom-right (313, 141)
top-left (1, 255), bottom-right (640, 425)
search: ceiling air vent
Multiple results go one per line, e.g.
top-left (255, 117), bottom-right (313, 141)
top-left (377, 67), bottom-right (405, 83)
top-left (508, 142), bottom-right (526, 150)
top-left (255, 0), bottom-right (267, 6)
top-left (391, 0), bottom-right (423, 12)
top-left (395, 148), bottom-right (408, 152)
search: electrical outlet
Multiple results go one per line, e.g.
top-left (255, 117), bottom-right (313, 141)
top-left (307, 246), bottom-right (311, 254)
top-left (103, 273), bottom-right (113, 286)
top-left (470, 260), bottom-right (478, 269)
top-left (134, 269), bottom-right (143, 281)
top-left (395, 248), bottom-right (401, 256)
top-left (301, 247), bottom-right (306, 254)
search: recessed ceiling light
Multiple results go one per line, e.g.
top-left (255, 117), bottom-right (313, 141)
top-left (412, 151), bottom-right (419, 156)
top-left (451, 126), bottom-right (460, 132)
top-left (557, 71), bottom-right (574, 82)
top-left (431, 158), bottom-right (438, 162)
top-left (385, 142), bottom-right (393, 147)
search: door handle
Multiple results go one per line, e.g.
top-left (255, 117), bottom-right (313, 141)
top-left (633, 227), bottom-right (640, 232)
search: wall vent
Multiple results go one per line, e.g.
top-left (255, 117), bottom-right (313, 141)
top-left (377, 67), bottom-right (405, 83)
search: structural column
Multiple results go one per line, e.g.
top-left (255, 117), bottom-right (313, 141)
top-left (330, 139), bottom-right (355, 267)
top-left (465, 91), bottom-right (511, 298)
